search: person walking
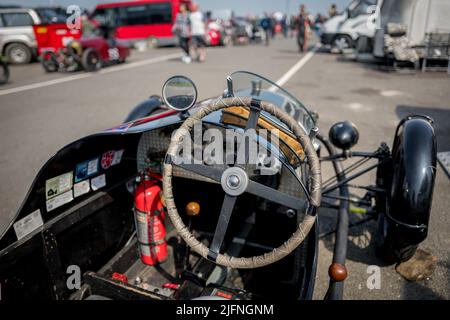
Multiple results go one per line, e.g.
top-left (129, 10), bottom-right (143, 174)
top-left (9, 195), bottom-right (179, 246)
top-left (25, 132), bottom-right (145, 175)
top-left (189, 3), bottom-right (207, 62)
top-left (296, 5), bottom-right (310, 53)
top-left (281, 14), bottom-right (288, 38)
top-left (260, 13), bottom-right (272, 46)
top-left (173, 3), bottom-right (191, 63)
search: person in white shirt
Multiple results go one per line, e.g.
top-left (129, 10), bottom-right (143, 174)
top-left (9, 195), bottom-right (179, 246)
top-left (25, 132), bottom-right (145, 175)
top-left (189, 3), bottom-right (207, 62)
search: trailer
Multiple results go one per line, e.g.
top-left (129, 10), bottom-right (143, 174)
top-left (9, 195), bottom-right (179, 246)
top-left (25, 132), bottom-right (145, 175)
top-left (373, 0), bottom-right (450, 63)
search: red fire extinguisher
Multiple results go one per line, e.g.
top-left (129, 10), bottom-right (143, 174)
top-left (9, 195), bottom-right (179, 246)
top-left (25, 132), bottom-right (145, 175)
top-left (134, 176), bottom-right (167, 265)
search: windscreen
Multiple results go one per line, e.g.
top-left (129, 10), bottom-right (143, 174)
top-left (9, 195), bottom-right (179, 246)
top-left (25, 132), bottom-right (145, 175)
top-left (228, 71), bottom-right (315, 134)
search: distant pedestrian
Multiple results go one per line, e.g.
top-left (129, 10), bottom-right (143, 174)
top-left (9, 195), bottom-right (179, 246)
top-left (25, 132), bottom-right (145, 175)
top-left (173, 3), bottom-right (191, 63)
top-left (281, 14), bottom-right (288, 38)
top-left (260, 13), bottom-right (272, 46)
top-left (190, 3), bottom-right (207, 62)
top-left (296, 5), bottom-right (310, 53)
top-left (270, 15), bottom-right (276, 39)
top-left (329, 4), bottom-right (338, 18)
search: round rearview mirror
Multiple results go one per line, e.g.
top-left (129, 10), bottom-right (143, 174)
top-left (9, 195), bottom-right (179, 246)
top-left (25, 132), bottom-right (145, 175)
top-left (162, 75), bottom-right (197, 111)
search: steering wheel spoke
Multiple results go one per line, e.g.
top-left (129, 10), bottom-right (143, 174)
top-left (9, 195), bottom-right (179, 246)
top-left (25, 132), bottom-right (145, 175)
top-left (246, 180), bottom-right (307, 211)
top-left (208, 194), bottom-right (238, 260)
top-left (171, 160), bottom-right (225, 182)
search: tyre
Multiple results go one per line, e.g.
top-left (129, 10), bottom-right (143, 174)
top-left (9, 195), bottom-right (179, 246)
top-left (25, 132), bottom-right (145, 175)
top-left (81, 48), bottom-right (101, 72)
top-left (41, 52), bottom-right (58, 73)
top-left (5, 43), bottom-right (32, 64)
top-left (333, 35), bottom-right (354, 51)
top-left (0, 61), bottom-right (9, 85)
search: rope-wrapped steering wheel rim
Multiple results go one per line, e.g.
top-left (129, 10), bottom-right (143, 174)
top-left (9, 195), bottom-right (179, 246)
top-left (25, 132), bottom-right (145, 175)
top-left (163, 96), bottom-right (321, 269)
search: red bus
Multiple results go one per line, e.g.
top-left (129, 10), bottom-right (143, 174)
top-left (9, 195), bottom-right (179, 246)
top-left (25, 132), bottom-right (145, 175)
top-left (91, 0), bottom-right (192, 46)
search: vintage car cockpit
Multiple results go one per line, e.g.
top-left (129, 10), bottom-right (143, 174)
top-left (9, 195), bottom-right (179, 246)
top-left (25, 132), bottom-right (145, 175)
top-left (0, 71), bottom-right (320, 300)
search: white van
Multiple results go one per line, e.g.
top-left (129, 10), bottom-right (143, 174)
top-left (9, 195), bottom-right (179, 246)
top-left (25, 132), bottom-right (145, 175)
top-left (321, 0), bottom-right (378, 50)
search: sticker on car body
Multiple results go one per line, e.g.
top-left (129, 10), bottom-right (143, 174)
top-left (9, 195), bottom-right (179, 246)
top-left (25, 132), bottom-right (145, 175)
top-left (91, 174), bottom-right (106, 191)
top-left (74, 180), bottom-right (90, 198)
top-left (75, 157), bottom-right (99, 183)
top-left (111, 149), bottom-right (124, 166)
top-left (45, 172), bottom-right (73, 200)
top-left (46, 190), bottom-right (73, 212)
top-left (13, 209), bottom-right (44, 241)
top-left (101, 151), bottom-right (115, 169)
top-left (101, 149), bottom-right (124, 169)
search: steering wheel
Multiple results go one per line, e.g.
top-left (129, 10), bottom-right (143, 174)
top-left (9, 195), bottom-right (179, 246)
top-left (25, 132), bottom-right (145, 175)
top-left (163, 97), bottom-right (321, 269)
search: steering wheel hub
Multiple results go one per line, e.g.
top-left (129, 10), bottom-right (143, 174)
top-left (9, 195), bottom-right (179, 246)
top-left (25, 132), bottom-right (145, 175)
top-left (221, 167), bottom-right (249, 196)
top-left (227, 175), bottom-right (240, 188)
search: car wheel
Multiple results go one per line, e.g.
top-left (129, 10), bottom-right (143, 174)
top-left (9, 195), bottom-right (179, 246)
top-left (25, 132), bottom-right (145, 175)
top-left (6, 43), bottom-right (32, 64)
top-left (333, 35), bottom-right (353, 51)
top-left (0, 61), bottom-right (9, 85)
top-left (41, 52), bottom-right (59, 73)
top-left (81, 48), bottom-right (101, 72)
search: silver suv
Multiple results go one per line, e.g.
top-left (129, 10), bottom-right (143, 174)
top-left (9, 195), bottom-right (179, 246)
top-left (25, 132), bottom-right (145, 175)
top-left (0, 8), bottom-right (41, 64)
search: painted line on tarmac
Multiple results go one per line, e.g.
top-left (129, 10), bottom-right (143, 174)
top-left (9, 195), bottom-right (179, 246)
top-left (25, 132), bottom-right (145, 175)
top-left (98, 52), bottom-right (182, 74)
top-left (0, 53), bottom-right (182, 97)
top-left (0, 73), bottom-right (92, 97)
top-left (270, 44), bottom-right (320, 91)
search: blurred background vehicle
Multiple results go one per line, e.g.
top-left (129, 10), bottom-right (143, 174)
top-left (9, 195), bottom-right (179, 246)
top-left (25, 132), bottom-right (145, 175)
top-left (0, 7), bottom-right (41, 64)
top-left (373, 0), bottom-right (450, 70)
top-left (320, 0), bottom-right (378, 51)
top-left (34, 6), bottom-right (69, 24)
top-left (90, 0), bottom-right (192, 49)
top-left (33, 21), bottom-right (81, 58)
top-left (205, 18), bottom-right (223, 46)
top-left (209, 8), bottom-right (234, 46)
top-left (0, 6), bottom-right (73, 64)
top-left (231, 16), bottom-right (252, 45)
top-left (40, 25), bottom-right (130, 73)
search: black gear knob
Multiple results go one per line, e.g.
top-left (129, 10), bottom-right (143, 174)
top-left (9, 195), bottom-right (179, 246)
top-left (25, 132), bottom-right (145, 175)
top-left (329, 121), bottom-right (359, 150)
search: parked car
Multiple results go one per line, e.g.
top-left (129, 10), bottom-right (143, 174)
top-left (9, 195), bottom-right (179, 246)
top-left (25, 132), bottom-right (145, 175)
top-left (321, 0), bottom-right (379, 51)
top-left (0, 7), bottom-right (41, 64)
top-left (232, 17), bottom-right (252, 46)
top-left (41, 25), bottom-right (130, 73)
top-left (34, 6), bottom-right (70, 24)
top-left (0, 6), bottom-right (71, 64)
